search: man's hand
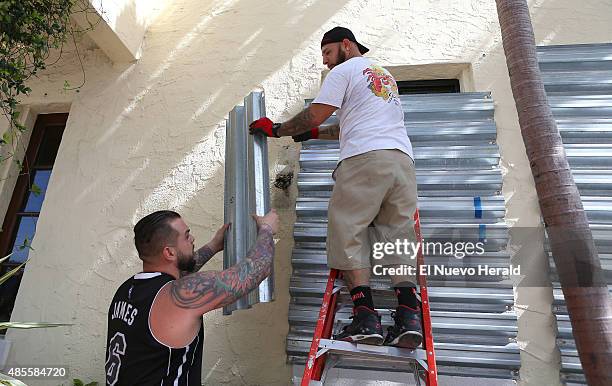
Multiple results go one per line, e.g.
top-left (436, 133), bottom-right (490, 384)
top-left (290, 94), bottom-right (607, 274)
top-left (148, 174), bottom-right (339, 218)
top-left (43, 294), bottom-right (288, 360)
top-left (207, 223), bottom-right (230, 253)
top-left (253, 209), bottom-right (279, 235)
top-left (292, 127), bottom-right (319, 142)
top-left (249, 117), bottom-right (280, 138)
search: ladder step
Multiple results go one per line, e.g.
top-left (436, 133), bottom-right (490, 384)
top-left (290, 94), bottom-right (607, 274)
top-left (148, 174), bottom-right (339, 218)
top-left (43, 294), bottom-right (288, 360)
top-left (318, 339), bottom-right (428, 365)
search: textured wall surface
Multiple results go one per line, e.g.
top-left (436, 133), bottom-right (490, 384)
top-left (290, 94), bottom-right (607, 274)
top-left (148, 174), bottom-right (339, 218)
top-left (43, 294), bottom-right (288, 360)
top-left (71, 0), bottom-right (168, 62)
top-left (3, 0), bottom-right (611, 385)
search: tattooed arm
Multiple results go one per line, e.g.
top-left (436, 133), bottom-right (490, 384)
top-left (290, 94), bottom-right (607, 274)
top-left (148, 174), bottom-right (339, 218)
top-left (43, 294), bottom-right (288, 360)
top-left (150, 211), bottom-right (278, 347)
top-left (170, 224), bottom-right (274, 312)
top-left (277, 103), bottom-right (337, 137)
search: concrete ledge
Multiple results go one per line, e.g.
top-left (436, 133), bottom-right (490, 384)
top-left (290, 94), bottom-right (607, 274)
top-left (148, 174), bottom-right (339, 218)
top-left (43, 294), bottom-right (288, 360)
top-left (71, 0), bottom-right (151, 63)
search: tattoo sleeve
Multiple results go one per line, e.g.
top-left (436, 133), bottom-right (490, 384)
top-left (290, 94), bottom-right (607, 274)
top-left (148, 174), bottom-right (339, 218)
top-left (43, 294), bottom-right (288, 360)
top-left (180, 245), bottom-right (216, 277)
top-left (318, 124), bottom-right (340, 140)
top-left (277, 107), bottom-right (315, 137)
top-left (170, 225), bottom-right (274, 311)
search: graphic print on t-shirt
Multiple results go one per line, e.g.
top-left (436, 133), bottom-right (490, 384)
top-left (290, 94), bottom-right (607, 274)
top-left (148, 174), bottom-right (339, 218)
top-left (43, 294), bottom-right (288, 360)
top-left (362, 65), bottom-right (400, 105)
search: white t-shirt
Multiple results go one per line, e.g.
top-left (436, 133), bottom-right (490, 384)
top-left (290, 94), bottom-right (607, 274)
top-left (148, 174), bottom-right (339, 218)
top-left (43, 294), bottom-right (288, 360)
top-left (312, 56), bottom-right (413, 162)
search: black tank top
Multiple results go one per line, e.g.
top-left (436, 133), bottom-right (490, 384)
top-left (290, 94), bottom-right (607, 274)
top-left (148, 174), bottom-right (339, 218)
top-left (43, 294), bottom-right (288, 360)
top-left (105, 272), bottom-right (203, 385)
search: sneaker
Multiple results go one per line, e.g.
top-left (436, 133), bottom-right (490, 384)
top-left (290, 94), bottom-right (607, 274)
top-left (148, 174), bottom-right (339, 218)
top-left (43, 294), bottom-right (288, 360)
top-left (384, 305), bottom-right (423, 349)
top-left (334, 306), bottom-right (384, 345)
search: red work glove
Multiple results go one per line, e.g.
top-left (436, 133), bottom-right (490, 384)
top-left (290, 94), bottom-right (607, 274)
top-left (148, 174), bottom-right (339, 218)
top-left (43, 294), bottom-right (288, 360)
top-left (249, 117), bottom-right (281, 138)
top-left (292, 128), bottom-right (319, 142)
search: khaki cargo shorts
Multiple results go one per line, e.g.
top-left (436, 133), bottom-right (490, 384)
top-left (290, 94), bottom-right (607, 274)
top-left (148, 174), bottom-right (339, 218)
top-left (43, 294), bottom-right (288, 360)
top-left (327, 149), bottom-right (418, 271)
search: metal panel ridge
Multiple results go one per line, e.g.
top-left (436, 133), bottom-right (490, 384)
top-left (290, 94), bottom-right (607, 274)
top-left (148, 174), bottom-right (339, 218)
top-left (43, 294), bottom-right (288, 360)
top-left (223, 92), bottom-right (273, 315)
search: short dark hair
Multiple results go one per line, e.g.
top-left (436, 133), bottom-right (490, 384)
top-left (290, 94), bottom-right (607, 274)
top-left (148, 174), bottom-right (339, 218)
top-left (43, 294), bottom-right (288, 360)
top-left (134, 210), bottom-right (181, 259)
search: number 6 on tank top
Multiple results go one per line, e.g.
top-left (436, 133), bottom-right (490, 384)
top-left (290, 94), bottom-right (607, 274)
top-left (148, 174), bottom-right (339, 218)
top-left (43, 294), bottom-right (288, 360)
top-left (106, 332), bottom-right (126, 386)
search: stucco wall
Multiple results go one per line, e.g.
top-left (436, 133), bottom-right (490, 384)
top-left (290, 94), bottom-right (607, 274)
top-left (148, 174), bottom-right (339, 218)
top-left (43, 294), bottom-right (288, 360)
top-left (3, 0), bottom-right (611, 385)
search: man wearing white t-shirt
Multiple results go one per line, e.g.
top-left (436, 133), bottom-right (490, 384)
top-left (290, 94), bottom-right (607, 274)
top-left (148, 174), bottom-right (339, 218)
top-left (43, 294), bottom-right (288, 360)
top-left (249, 27), bottom-right (421, 349)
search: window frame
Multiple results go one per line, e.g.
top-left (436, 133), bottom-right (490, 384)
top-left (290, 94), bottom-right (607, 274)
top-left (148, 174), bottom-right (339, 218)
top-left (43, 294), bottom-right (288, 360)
top-left (0, 113), bottom-right (68, 274)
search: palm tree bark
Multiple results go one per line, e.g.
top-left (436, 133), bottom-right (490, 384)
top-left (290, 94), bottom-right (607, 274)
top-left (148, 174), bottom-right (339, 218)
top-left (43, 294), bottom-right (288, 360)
top-left (495, 1), bottom-right (612, 385)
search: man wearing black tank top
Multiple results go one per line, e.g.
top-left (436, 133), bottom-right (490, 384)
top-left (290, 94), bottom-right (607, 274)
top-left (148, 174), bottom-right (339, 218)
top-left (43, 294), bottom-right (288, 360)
top-left (105, 209), bottom-right (278, 385)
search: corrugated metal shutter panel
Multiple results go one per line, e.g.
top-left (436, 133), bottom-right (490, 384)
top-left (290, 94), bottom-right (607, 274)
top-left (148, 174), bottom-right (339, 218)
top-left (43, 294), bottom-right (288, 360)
top-left (538, 43), bottom-right (612, 386)
top-left (287, 92), bottom-right (520, 379)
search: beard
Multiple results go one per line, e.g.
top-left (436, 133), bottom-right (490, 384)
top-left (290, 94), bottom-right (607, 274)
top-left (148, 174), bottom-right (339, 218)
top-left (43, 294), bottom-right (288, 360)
top-left (328, 48), bottom-right (347, 70)
top-left (336, 49), bottom-right (347, 66)
top-left (177, 250), bottom-right (196, 273)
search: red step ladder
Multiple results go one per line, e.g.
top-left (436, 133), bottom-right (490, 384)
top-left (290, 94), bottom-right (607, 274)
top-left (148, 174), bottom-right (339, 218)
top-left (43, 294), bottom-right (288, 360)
top-left (301, 209), bottom-right (438, 386)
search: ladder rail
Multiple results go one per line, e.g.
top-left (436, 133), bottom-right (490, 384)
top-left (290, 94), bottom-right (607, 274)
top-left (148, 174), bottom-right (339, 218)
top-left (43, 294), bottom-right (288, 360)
top-left (414, 209), bottom-right (439, 386)
top-left (301, 268), bottom-right (340, 385)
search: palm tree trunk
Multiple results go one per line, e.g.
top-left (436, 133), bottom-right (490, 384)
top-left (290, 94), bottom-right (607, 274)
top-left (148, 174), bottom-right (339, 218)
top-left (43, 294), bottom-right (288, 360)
top-left (495, 1), bottom-right (612, 385)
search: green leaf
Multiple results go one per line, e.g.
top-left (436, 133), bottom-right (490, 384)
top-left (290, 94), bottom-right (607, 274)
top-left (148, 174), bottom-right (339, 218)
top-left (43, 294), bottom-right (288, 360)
top-left (0, 254), bottom-right (12, 265)
top-left (73, 379), bottom-right (84, 386)
top-left (30, 183), bottom-right (42, 196)
top-left (0, 259), bottom-right (28, 286)
top-left (2, 132), bottom-right (11, 144)
top-left (17, 237), bottom-right (32, 251)
top-left (0, 373), bottom-right (27, 386)
top-left (0, 321), bottom-right (72, 331)
top-left (0, 0), bottom-right (98, 153)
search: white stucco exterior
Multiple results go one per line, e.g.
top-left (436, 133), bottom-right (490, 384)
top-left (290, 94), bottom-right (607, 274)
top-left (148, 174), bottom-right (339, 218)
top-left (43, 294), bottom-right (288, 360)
top-left (1, 0), bottom-right (611, 385)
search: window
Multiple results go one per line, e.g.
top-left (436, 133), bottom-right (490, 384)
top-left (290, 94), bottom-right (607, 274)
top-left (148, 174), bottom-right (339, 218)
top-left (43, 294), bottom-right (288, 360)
top-left (0, 113), bottom-right (67, 323)
top-left (397, 79), bottom-right (460, 95)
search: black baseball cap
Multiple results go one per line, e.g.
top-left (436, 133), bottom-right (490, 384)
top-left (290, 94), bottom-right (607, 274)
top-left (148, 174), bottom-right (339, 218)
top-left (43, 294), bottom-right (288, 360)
top-left (321, 27), bottom-right (369, 54)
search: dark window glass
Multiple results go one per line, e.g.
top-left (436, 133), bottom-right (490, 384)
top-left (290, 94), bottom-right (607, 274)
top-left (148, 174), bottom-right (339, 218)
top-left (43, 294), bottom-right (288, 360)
top-left (34, 124), bottom-right (64, 166)
top-left (397, 79), bottom-right (460, 95)
top-left (0, 270), bottom-right (23, 322)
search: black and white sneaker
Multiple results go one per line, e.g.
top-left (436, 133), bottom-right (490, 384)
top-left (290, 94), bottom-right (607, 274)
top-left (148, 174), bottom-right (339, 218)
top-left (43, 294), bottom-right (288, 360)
top-left (384, 305), bottom-right (423, 349)
top-left (334, 306), bottom-right (384, 345)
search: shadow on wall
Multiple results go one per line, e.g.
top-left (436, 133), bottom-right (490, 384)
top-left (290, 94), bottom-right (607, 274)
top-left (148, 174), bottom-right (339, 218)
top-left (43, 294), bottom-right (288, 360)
top-left (59, 0), bottom-right (356, 264)
top-left (76, 0), bottom-right (354, 217)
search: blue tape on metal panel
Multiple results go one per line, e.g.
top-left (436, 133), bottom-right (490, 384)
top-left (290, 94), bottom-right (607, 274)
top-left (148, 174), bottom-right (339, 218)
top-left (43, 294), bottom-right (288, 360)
top-left (474, 196), bottom-right (483, 219)
top-left (479, 224), bottom-right (487, 242)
